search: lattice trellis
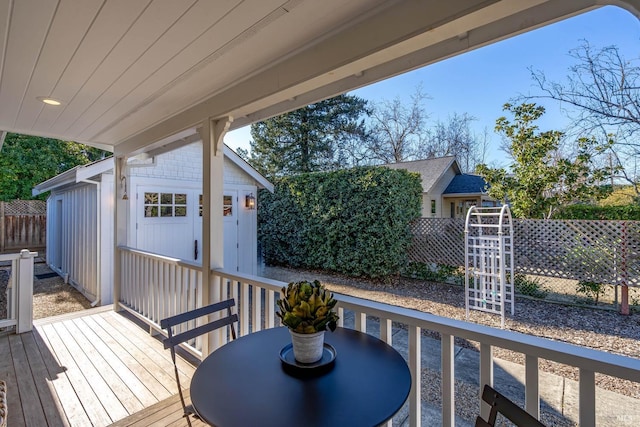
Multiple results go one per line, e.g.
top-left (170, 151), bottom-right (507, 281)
top-left (409, 218), bottom-right (640, 287)
top-left (1, 200), bottom-right (46, 215)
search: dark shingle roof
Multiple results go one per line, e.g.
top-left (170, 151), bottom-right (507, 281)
top-left (443, 174), bottom-right (488, 195)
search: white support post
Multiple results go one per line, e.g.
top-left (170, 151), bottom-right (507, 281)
top-left (16, 249), bottom-right (36, 333)
top-left (113, 156), bottom-right (128, 312)
top-left (200, 116), bottom-right (232, 355)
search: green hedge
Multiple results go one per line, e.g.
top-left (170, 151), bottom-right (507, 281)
top-left (258, 166), bottom-right (422, 278)
top-left (554, 204), bottom-right (640, 220)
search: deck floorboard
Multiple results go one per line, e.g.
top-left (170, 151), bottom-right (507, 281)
top-left (4, 308), bottom-right (200, 426)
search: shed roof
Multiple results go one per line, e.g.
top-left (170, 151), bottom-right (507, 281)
top-left (383, 156), bottom-right (459, 193)
top-left (33, 144), bottom-right (273, 195)
top-left (443, 174), bottom-right (488, 195)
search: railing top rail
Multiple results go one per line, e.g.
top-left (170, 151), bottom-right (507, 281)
top-left (118, 246), bottom-right (201, 270)
top-left (0, 253), bottom-right (20, 261)
top-left (213, 268), bottom-right (284, 293)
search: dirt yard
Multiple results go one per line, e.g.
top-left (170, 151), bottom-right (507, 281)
top-left (0, 261), bottom-right (91, 322)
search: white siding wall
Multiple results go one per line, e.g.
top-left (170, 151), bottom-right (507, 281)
top-left (132, 142), bottom-right (202, 182)
top-left (47, 183), bottom-right (99, 301)
top-left (421, 167), bottom-right (457, 217)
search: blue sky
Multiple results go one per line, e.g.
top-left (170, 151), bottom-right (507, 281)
top-left (224, 6), bottom-right (640, 167)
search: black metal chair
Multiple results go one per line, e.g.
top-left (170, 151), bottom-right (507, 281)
top-left (161, 299), bottom-right (238, 427)
top-left (476, 384), bottom-right (546, 427)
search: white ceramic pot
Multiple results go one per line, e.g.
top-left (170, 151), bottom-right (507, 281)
top-left (289, 330), bottom-right (325, 363)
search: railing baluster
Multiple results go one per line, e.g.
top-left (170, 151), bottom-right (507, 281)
top-left (409, 325), bottom-right (421, 427)
top-left (241, 282), bottom-right (250, 336)
top-left (354, 310), bottom-right (366, 333)
top-left (525, 354), bottom-right (539, 419)
top-left (337, 307), bottom-right (344, 327)
top-left (442, 333), bottom-right (454, 427)
top-left (579, 369), bottom-right (596, 427)
top-left (266, 289), bottom-right (275, 329)
top-left (479, 343), bottom-right (493, 421)
top-left (380, 318), bottom-right (392, 345)
top-left (252, 285), bottom-right (262, 332)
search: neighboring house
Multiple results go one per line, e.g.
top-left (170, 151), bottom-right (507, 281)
top-left (384, 156), bottom-right (496, 218)
top-left (32, 143), bottom-right (273, 306)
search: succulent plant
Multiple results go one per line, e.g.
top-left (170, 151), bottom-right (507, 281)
top-left (276, 280), bottom-right (339, 334)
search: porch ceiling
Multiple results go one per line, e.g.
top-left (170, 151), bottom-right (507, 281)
top-left (0, 0), bottom-right (638, 156)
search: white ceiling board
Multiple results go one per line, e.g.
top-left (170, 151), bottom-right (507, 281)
top-left (51, 0), bottom-right (201, 136)
top-left (35, 0), bottom-right (152, 131)
top-left (0, 0), bottom-right (57, 129)
top-left (15, 0), bottom-right (104, 131)
top-left (76, 0), bottom-right (282, 140)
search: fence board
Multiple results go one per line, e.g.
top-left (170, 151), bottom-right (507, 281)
top-left (0, 200), bottom-right (46, 253)
top-left (409, 218), bottom-right (639, 287)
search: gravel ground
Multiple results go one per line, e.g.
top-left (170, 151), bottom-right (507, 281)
top-left (0, 262), bottom-right (91, 324)
top-left (261, 265), bottom-right (640, 405)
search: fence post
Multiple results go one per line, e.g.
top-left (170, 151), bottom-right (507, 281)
top-left (16, 249), bottom-right (37, 333)
top-left (620, 222), bottom-right (629, 315)
top-left (0, 201), bottom-right (4, 253)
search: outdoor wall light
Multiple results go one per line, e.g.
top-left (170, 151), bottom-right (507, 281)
top-left (120, 176), bottom-right (129, 200)
top-left (245, 193), bottom-right (256, 209)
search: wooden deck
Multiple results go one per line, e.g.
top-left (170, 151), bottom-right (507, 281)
top-left (0, 307), bottom-right (202, 427)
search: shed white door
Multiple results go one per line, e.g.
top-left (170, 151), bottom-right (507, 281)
top-left (177, 191), bottom-right (240, 272)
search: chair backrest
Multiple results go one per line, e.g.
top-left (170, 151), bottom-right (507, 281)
top-left (0, 380), bottom-right (7, 427)
top-left (161, 298), bottom-right (238, 351)
top-left (476, 384), bottom-right (546, 427)
top-left (160, 299), bottom-right (238, 426)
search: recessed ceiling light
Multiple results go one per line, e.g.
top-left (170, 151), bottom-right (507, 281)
top-left (37, 96), bottom-right (63, 106)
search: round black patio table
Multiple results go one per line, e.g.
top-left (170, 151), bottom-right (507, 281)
top-left (190, 326), bottom-right (411, 427)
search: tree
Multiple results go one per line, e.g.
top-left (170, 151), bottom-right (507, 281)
top-left (0, 133), bottom-right (108, 201)
top-left (366, 87), bottom-right (429, 163)
top-left (243, 95), bottom-right (369, 178)
top-left (422, 113), bottom-right (487, 172)
top-left (476, 103), bottom-right (612, 219)
top-left (530, 42), bottom-right (640, 194)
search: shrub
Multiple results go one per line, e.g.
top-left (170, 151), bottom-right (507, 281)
top-left (258, 166), bottom-right (422, 278)
top-left (554, 204), bottom-right (640, 220)
top-left (401, 262), bottom-right (463, 285)
top-left (513, 273), bottom-right (548, 299)
top-left (576, 281), bottom-right (606, 305)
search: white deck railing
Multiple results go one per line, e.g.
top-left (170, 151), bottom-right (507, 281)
top-left (118, 247), bottom-right (640, 427)
top-left (0, 249), bottom-right (37, 333)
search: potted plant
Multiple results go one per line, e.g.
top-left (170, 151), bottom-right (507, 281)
top-left (277, 280), bottom-right (339, 363)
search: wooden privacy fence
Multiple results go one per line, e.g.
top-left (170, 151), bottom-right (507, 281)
top-left (409, 218), bottom-right (640, 287)
top-left (0, 200), bottom-right (46, 254)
